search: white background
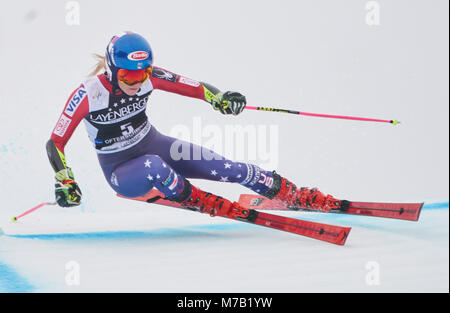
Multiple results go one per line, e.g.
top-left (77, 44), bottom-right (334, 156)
top-left (0, 0), bottom-right (448, 293)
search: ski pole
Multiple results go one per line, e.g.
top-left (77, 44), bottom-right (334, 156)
top-left (12, 201), bottom-right (57, 222)
top-left (245, 106), bottom-right (400, 125)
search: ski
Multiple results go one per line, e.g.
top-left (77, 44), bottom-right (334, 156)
top-left (118, 190), bottom-right (351, 245)
top-left (238, 194), bottom-right (424, 221)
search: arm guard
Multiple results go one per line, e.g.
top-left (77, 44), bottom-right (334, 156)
top-left (200, 82), bottom-right (222, 104)
top-left (46, 138), bottom-right (68, 172)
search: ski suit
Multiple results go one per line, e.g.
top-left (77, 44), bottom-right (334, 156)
top-left (46, 67), bottom-right (275, 200)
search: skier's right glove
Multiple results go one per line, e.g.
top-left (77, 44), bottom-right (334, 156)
top-left (54, 168), bottom-right (82, 207)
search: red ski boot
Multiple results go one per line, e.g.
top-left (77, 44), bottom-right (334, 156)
top-left (175, 180), bottom-right (249, 219)
top-left (263, 172), bottom-right (342, 212)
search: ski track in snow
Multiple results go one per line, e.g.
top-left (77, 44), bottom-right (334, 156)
top-left (0, 202), bottom-right (448, 293)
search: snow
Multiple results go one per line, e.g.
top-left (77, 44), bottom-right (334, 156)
top-left (0, 0), bottom-right (448, 293)
top-left (0, 203), bottom-right (448, 292)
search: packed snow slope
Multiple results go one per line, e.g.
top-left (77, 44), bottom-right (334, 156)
top-left (0, 0), bottom-right (448, 292)
top-left (0, 203), bottom-right (448, 292)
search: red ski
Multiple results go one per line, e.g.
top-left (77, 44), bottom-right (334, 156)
top-left (238, 194), bottom-right (423, 221)
top-left (118, 190), bottom-right (351, 246)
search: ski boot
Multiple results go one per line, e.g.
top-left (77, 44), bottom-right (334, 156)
top-left (263, 172), bottom-right (345, 212)
top-left (171, 179), bottom-right (250, 219)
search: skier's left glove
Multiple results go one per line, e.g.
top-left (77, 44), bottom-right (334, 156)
top-left (54, 168), bottom-right (82, 207)
top-left (211, 91), bottom-right (246, 115)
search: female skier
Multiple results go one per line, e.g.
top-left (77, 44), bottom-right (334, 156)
top-left (46, 32), bottom-right (342, 219)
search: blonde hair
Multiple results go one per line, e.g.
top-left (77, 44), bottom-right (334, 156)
top-left (89, 53), bottom-right (107, 77)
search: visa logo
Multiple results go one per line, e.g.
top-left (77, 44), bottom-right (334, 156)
top-left (65, 87), bottom-right (87, 117)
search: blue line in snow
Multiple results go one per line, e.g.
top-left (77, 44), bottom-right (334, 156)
top-left (0, 261), bottom-right (35, 293)
top-left (6, 224), bottom-right (246, 241)
top-left (423, 202), bottom-right (449, 210)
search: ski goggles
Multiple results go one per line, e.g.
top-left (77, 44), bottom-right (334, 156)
top-left (117, 67), bottom-right (152, 86)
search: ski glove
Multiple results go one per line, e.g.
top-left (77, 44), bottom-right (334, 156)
top-left (211, 91), bottom-right (246, 115)
top-left (54, 168), bottom-right (82, 207)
